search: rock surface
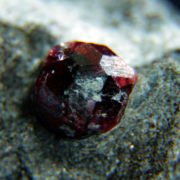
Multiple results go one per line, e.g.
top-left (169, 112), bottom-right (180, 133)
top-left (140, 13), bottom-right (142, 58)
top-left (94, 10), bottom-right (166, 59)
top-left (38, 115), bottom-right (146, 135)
top-left (0, 0), bottom-right (179, 179)
top-left (0, 21), bottom-right (179, 180)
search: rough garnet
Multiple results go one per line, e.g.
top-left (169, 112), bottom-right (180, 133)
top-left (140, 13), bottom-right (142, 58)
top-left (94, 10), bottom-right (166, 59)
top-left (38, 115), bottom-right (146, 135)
top-left (33, 41), bottom-right (137, 138)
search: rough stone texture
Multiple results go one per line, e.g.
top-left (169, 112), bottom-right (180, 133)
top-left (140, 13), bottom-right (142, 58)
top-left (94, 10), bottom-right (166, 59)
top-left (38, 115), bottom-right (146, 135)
top-left (0, 0), bottom-right (180, 179)
top-left (0, 20), bottom-right (179, 179)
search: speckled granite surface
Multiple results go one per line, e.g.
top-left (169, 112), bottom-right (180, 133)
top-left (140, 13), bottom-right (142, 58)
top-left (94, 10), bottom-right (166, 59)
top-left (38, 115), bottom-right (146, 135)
top-left (0, 0), bottom-right (179, 179)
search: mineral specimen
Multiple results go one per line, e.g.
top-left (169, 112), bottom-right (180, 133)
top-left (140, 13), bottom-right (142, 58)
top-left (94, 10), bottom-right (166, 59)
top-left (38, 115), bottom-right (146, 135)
top-left (33, 41), bottom-right (137, 138)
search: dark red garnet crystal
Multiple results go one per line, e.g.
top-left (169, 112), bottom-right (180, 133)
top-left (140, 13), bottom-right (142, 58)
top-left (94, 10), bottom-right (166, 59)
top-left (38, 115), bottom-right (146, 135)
top-left (33, 41), bottom-right (137, 138)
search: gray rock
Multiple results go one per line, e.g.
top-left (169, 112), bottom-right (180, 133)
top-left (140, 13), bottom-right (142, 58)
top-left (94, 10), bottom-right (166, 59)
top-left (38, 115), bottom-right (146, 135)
top-left (0, 21), bottom-right (179, 180)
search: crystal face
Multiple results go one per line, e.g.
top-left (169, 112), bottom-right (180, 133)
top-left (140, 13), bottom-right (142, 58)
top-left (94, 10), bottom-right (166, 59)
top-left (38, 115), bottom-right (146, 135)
top-left (33, 41), bottom-right (137, 138)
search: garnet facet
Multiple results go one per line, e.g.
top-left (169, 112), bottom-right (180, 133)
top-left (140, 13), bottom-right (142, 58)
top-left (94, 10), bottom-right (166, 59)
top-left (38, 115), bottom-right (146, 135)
top-left (33, 41), bottom-right (137, 138)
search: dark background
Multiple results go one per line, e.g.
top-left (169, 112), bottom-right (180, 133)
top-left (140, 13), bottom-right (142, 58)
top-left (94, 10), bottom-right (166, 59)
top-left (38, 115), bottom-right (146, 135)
top-left (167, 0), bottom-right (180, 10)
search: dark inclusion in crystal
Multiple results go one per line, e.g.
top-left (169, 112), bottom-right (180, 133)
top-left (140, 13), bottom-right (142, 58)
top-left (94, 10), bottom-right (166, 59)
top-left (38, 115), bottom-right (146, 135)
top-left (33, 41), bottom-right (137, 138)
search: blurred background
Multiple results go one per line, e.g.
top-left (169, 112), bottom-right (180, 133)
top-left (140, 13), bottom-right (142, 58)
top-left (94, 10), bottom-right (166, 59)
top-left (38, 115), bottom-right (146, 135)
top-left (0, 0), bottom-right (179, 66)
